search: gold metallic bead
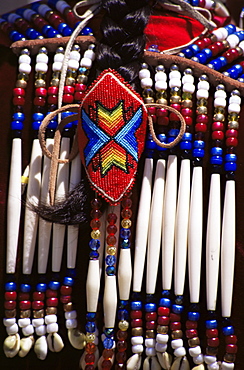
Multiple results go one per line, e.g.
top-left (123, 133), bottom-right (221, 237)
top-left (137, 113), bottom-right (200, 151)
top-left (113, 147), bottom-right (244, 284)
top-left (188, 337), bottom-right (200, 347)
top-left (33, 309), bottom-right (44, 318)
top-left (53, 72), bottom-right (60, 79)
top-left (63, 302), bottom-right (73, 312)
top-left (156, 91), bottom-right (167, 99)
top-left (213, 113), bottom-right (225, 122)
top-left (215, 107), bottom-right (225, 114)
top-left (223, 353), bottom-right (236, 363)
top-left (46, 307), bottom-right (57, 315)
top-left (121, 219), bottom-right (132, 228)
top-left (142, 88), bottom-right (154, 98)
top-left (77, 74), bottom-right (88, 84)
top-left (20, 309), bottom-right (31, 318)
top-left (197, 98), bottom-right (207, 106)
top-left (196, 106), bottom-right (208, 115)
top-left (182, 99), bottom-right (193, 108)
top-left (91, 229), bottom-right (100, 239)
top-left (18, 72), bottom-right (29, 81)
top-left (35, 79), bottom-right (46, 88)
top-left (50, 78), bottom-right (60, 87)
top-left (222, 40), bottom-right (229, 48)
top-left (66, 77), bottom-right (75, 86)
top-left (5, 309), bottom-right (16, 318)
top-left (170, 96), bottom-right (181, 104)
top-left (157, 325), bottom-right (168, 334)
top-left (86, 333), bottom-right (95, 342)
top-left (131, 327), bottom-right (143, 336)
top-left (206, 346), bottom-right (218, 356)
top-left (146, 330), bottom-right (155, 338)
top-left (228, 112), bottom-right (239, 121)
top-left (118, 320), bottom-right (129, 331)
top-left (171, 330), bottom-right (183, 339)
top-left (228, 121), bottom-right (239, 130)
top-left (16, 79), bottom-right (27, 88)
top-left (144, 97), bottom-right (154, 104)
top-left (236, 46), bottom-right (243, 56)
top-left (106, 246), bottom-right (116, 255)
top-left (157, 98), bottom-right (168, 105)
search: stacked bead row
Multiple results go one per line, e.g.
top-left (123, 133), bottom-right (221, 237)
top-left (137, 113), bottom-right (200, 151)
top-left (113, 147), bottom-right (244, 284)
top-left (183, 0), bottom-right (217, 10)
top-left (155, 293), bottom-right (171, 356)
top-left (185, 305), bottom-right (204, 366)
top-left (144, 298), bottom-right (157, 359)
top-left (32, 282), bottom-right (47, 359)
top-left (3, 281), bottom-right (18, 338)
top-left (4, 12), bottom-right (43, 40)
top-left (204, 315), bottom-right (220, 369)
top-left (167, 64), bottom-right (182, 148)
top-left (115, 300), bottom-right (129, 369)
top-left (170, 297), bottom-right (186, 359)
top-left (130, 293), bottom-right (143, 358)
top-left (61, 272), bottom-right (77, 331)
top-left (18, 283), bottom-right (34, 343)
top-left (221, 322), bottom-right (238, 370)
top-left (0, 18), bottom-right (26, 41)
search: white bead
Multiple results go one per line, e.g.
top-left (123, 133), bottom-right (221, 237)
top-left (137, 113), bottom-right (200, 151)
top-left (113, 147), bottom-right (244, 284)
top-left (197, 80), bottom-right (210, 91)
top-left (145, 338), bottom-right (156, 347)
top-left (54, 53), bottom-right (64, 63)
top-left (6, 323), bottom-right (18, 335)
top-left (46, 322), bottom-right (58, 333)
top-left (56, 0), bottom-right (68, 13)
top-left (204, 355), bottom-right (217, 364)
top-left (19, 54), bottom-right (31, 65)
top-left (32, 318), bottom-right (44, 327)
top-left (68, 59), bottom-right (79, 70)
top-left (212, 28), bottom-right (226, 41)
top-left (19, 63), bottom-right (31, 74)
top-left (227, 34), bottom-right (240, 48)
top-left (45, 315), bottom-right (57, 325)
top-left (18, 318), bottom-right (30, 328)
top-left (139, 69), bottom-right (150, 79)
top-left (193, 354), bottom-right (204, 364)
top-left (155, 342), bottom-right (167, 353)
top-left (221, 362), bottom-right (234, 370)
top-left (156, 334), bottom-right (169, 344)
top-left (131, 336), bottom-right (143, 345)
top-left (38, 4), bottom-right (51, 17)
top-left (3, 318), bottom-right (16, 327)
top-left (238, 40), bottom-right (244, 53)
top-left (205, 0), bottom-right (213, 9)
top-left (207, 362), bottom-right (219, 370)
top-left (169, 70), bottom-right (181, 79)
top-left (155, 80), bottom-right (167, 91)
top-left (84, 49), bottom-right (96, 61)
top-left (182, 74), bottom-right (194, 84)
top-left (171, 339), bottom-right (183, 349)
top-left (35, 62), bottom-right (48, 73)
top-left (80, 57), bottom-right (92, 69)
top-left (155, 71), bottom-right (167, 82)
top-left (189, 345), bottom-right (201, 357)
top-left (174, 346), bottom-right (186, 357)
top-left (70, 50), bottom-right (81, 61)
top-left (65, 319), bottom-right (77, 329)
top-left (132, 344), bottom-right (143, 354)
top-left (53, 61), bottom-right (63, 72)
top-left (140, 77), bottom-right (153, 88)
top-left (196, 89), bottom-right (209, 99)
top-left (146, 347), bottom-right (156, 357)
top-left (183, 82), bottom-right (195, 93)
top-left (35, 325), bottom-right (46, 336)
top-left (22, 324), bottom-right (34, 336)
top-left (229, 95), bottom-right (241, 105)
top-left (36, 53), bottom-right (48, 64)
top-left (214, 97), bottom-right (226, 108)
top-left (169, 78), bottom-right (181, 88)
top-left (65, 310), bottom-right (77, 320)
top-left (214, 89), bottom-right (227, 99)
top-left (228, 103), bottom-right (241, 113)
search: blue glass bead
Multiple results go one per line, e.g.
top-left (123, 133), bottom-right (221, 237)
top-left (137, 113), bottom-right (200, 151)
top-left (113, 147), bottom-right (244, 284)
top-left (172, 304), bottom-right (184, 314)
top-left (120, 228), bottom-right (131, 239)
top-left (222, 325), bottom-right (234, 336)
top-left (131, 301), bottom-right (142, 310)
top-left (189, 44), bottom-right (200, 54)
top-left (31, 3), bottom-right (40, 11)
top-left (192, 0), bottom-right (199, 5)
top-left (146, 139), bottom-right (157, 150)
top-left (196, 52), bottom-right (208, 64)
top-left (32, 121), bottom-right (41, 130)
top-left (20, 283), bottom-right (31, 293)
top-left (9, 30), bottom-right (24, 41)
top-left (211, 58), bottom-right (223, 71)
top-left (226, 65), bottom-right (243, 79)
top-left (81, 27), bottom-right (93, 35)
top-left (48, 281), bottom-right (60, 290)
top-left (5, 282), bottom-right (17, 291)
top-left (89, 239), bottom-right (100, 250)
top-left (167, 137), bottom-right (175, 144)
top-left (224, 162), bottom-right (237, 172)
top-left (210, 156), bottom-right (223, 165)
top-left (120, 300), bottom-right (129, 307)
top-left (206, 319), bottom-right (217, 329)
top-left (148, 45), bottom-right (159, 52)
top-left (225, 154), bottom-right (237, 162)
top-left (86, 312), bottom-right (96, 321)
top-left (85, 321), bottom-right (96, 333)
top-left (47, 0), bottom-right (60, 6)
top-left (118, 309), bottom-right (129, 320)
top-left (42, 25), bottom-right (52, 36)
top-left (121, 239), bottom-right (130, 249)
top-left (58, 23), bottom-right (72, 36)
top-left (156, 133), bottom-right (167, 151)
top-left (180, 141), bottom-right (192, 150)
top-left (169, 129), bottom-right (179, 137)
top-left (145, 303), bottom-right (157, 312)
top-left (182, 132), bottom-right (192, 140)
top-left (219, 56), bottom-right (228, 67)
top-left (183, 48), bottom-right (194, 58)
top-left (225, 24), bottom-right (236, 34)
top-left (13, 112), bottom-right (25, 121)
top-left (105, 255), bottom-right (116, 266)
top-left (236, 30), bottom-right (244, 41)
top-left (47, 28), bottom-right (60, 38)
top-left (48, 120), bottom-right (58, 129)
top-left (33, 112), bottom-right (44, 121)
top-left (26, 28), bottom-right (42, 40)
top-left (63, 276), bottom-right (74, 286)
top-left (145, 149), bottom-right (154, 158)
top-left (188, 311), bottom-right (200, 321)
top-left (103, 337), bottom-right (113, 349)
top-left (36, 283), bottom-right (47, 292)
top-left (106, 266), bottom-right (116, 276)
top-left (105, 328), bottom-right (114, 337)
top-left (162, 290), bottom-right (170, 297)
top-left (89, 251), bottom-right (99, 259)
top-left (159, 298), bottom-right (171, 308)
top-left (202, 48), bottom-right (212, 59)
top-left (194, 140), bottom-right (205, 149)
top-left (193, 148), bottom-right (204, 158)
top-left (67, 268), bottom-right (76, 278)
top-left (11, 120), bottom-right (24, 130)
top-left (79, 67), bottom-right (87, 74)
top-left (211, 147), bottom-right (222, 156)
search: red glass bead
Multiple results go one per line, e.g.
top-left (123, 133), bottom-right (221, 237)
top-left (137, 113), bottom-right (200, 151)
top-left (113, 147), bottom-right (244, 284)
top-left (64, 85), bottom-right (75, 94)
top-left (91, 198), bottom-right (102, 209)
top-left (196, 114), bottom-right (208, 124)
top-left (4, 300), bottom-right (16, 310)
top-left (121, 198), bottom-right (132, 209)
top-left (60, 285), bottom-right (72, 295)
top-left (146, 312), bottom-right (157, 321)
top-left (46, 297), bottom-right (58, 307)
top-left (170, 313), bottom-right (181, 322)
top-left (107, 224), bottom-right (117, 235)
top-left (86, 342), bottom-right (96, 353)
top-left (186, 329), bottom-right (198, 338)
top-left (46, 289), bottom-right (58, 298)
top-left (48, 86), bottom-right (58, 95)
top-left (117, 330), bottom-right (128, 340)
top-left (181, 108), bottom-right (192, 117)
top-left (65, 9), bottom-right (78, 28)
top-left (146, 321), bottom-right (156, 330)
top-left (226, 344), bottom-right (238, 354)
top-left (33, 16), bottom-right (48, 30)
top-left (206, 328), bottom-right (219, 338)
top-left (158, 306), bottom-right (170, 316)
top-left (117, 340), bottom-right (127, 352)
top-left (121, 208), bottom-right (132, 219)
top-left (169, 112), bottom-right (180, 121)
top-left (102, 349), bottom-right (113, 359)
top-left (32, 300), bottom-right (45, 310)
top-left (157, 116), bottom-right (169, 126)
top-left (184, 116), bottom-right (193, 126)
top-left (74, 91), bottom-right (84, 101)
top-left (171, 103), bottom-right (181, 111)
top-left (19, 300), bottom-right (31, 310)
top-left (212, 130), bottom-right (224, 140)
top-left (226, 137), bottom-right (238, 147)
top-left (106, 235), bottom-right (116, 246)
top-left (49, 14), bottom-right (63, 28)
top-left (151, 114), bottom-right (157, 124)
top-left (5, 291), bottom-right (17, 301)
top-left (226, 129), bottom-right (238, 138)
top-left (34, 96), bottom-right (46, 107)
top-left (13, 96), bottom-right (25, 106)
top-left (107, 213), bottom-right (117, 224)
top-left (130, 310), bottom-right (142, 319)
top-left (195, 40), bottom-right (206, 49)
top-left (85, 353), bottom-right (95, 364)
top-left (33, 291), bottom-right (45, 301)
top-left (75, 83), bottom-right (87, 92)
top-left (212, 121), bottom-right (224, 131)
top-left (158, 316), bottom-right (170, 326)
top-left (60, 295), bottom-right (71, 304)
top-left (16, 19), bottom-right (29, 32)
top-left (18, 292), bottom-right (30, 300)
top-left (35, 87), bottom-right (47, 97)
top-left (223, 48), bottom-right (239, 63)
top-left (186, 320), bottom-right (198, 329)
top-left (116, 351), bottom-right (126, 363)
top-left (62, 94), bottom-right (74, 104)
top-left (195, 122), bottom-right (207, 132)
top-left (170, 321), bottom-right (181, 331)
top-left (156, 108), bottom-right (167, 117)
top-left (131, 319), bottom-right (143, 328)
top-left (147, 106), bottom-right (157, 115)
top-left (48, 95), bottom-right (58, 104)
top-left (207, 337), bottom-right (220, 347)
top-left (225, 335), bottom-right (237, 344)
top-left (90, 218), bottom-right (101, 229)
top-left (209, 43), bottom-right (220, 56)
top-left (101, 359), bottom-right (112, 369)
top-left (13, 87), bottom-right (25, 97)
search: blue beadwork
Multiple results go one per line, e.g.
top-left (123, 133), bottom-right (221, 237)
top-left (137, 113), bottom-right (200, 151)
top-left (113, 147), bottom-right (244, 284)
top-left (193, 148), bottom-right (204, 158)
top-left (224, 162), bottom-right (237, 171)
top-left (131, 301), bottom-right (142, 310)
top-left (225, 64), bottom-right (244, 79)
top-left (194, 140), bottom-right (205, 149)
top-left (106, 266), bottom-right (116, 276)
top-left (5, 282), bottom-right (17, 291)
top-left (48, 281), bottom-right (60, 290)
top-left (105, 255), bottom-right (116, 266)
top-left (36, 283), bottom-right (47, 292)
top-left (225, 154), bottom-right (237, 162)
top-left (85, 321), bottom-right (96, 333)
top-left (145, 303), bottom-right (157, 312)
top-left (172, 304), bottom-right (184, 314)
top-left (57, 23), bottom-right (72, 36)
top-left (169, 128), bottom-right (179, 137)
top-left (188, 311), bottom-right (200, 321)
top-left (63, 276), bottom-right (74, 286)
top-left (180, 141), bottom-right (192, 150)
top-left (159, 298), bottom-right (171, 308)
top-left (11, 120), bottom-right (24, 130)
top-left (206, 319), bottom-right (218, 329)
top-left (210, 155), bottom-right (223, 165)
top-left (89, 251), bottom-right (99, 259)
top-left (103, 337), bottom-right (114, 349)
top-left (20, 283), bottom-right (31, 293)
top-left (89, 238), bottom-right (100, 250)
top-left (25, 28), bottom-right (43, 39)
top-left (86, 312), bottom-right (96, 321)
top-left (222, 325), bottom-right (234, 336)
top-left (118, 309), bottom-right (129, 320)
top-left (9, 30), bottom-right (25, 41)
top-left (121, 239), bottom-right (130, 249)
top-left (81, 27), bottom-right (93, 36)
top-left (120, 228), bottom-right (131, 239)
top-left (211, 147), bottom-right (223, 156)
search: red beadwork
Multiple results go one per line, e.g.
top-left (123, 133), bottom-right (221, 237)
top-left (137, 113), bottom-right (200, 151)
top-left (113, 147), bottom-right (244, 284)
top-left (117, 330), bottom-right (128, 340)
top-left (157, 116), bottom-right (169, 126)
top-left (226, 129), bottom-right (238, 138)
top-left (86, 342), bottom-right (96, 353)
top-left (146, 312), bottom-right (157, 321)
top-left (181, 108), bottom-right (192, 117)
top-left (19, 300), bottom-right (31, 310)
top-left (212, 121), bottom-right (224, 131)
top-left (121, 208), bottom-right (132, 219)
top-left (18, 292), bottom-right (30, 300)
top-left (156, 107), bottom-right (168, 117)
top-left (196, 114), bottom-right (208, 124)
top-left (186, 320), bottom-right (198, 329)
top-left (64, 9), bottom-right (78, 28)
top-left (33, 16), bottom-right (48, 30)
top-left (60, 286), bottom-right (72, 295)
top-left (46, 289), bottom-right (58, 298)
top-left (130, 310), bottom-right (142, 319)
top-left (170, 313), bottom-right (181, 322)
top-left (158, 306), bottom-right (170, 316)
top-left (35, 87), bottom-right (47, 97)
top-left (85, 365), bottom-right (95, 370)
top-left (148, 106), bottom-right (157, 115)
top-left (170, 321), bottom-right (181, 331)
top-left (90, 218), bottom-right (101, 229)
top-left (107, 224), bottom-right (117, 235)
top-left (4, 291), bottom-right (17, 301)
top-left (46, 297), bottom-right (58, 307)
top-left (184, 116), bottom-right (193, 125)
top-left (64, 85), bottom-right (75, 94)
top-left (32, 300), bottom-right (45, 310)
top-left (74, 91), bottom-right (84, 101)
top-left (131, 318), bottom-right (143, 328)
top-left (48, 95), bottom-right (58, 104)
top-left (207, 337), bottom-right (220, 347)
top-left (226, 137), bottom-right (238, 147)
top-left (226, 344), bottom-right (238, 354)
top-left (60, 295), bottom-right (71, 304)
top-left (85, 353), bottom-right (95, 364)
top-left (195, 122), bottom-right (207, 132)
top-left (15, 18), bottom-right (29, 32)
top-left (4, 300), bottom-right (16, 310)
top-left (62, 94), bottom-right (74, 104)
top-left (225, 335), bottom-right (237, 344)
top-left (116, 351), bottom-right (127, 363)
top-left (158, 316), bottom-right (170, 326)
top-left (169, 112), bottom-right (180, 121)
top-left (206, 328), bottom-right (219, 338)
top-left (106, 235), bottom-right (116, 245)
top-left (48, 86), bottom-right (58, 95)
top-left (49, 14), bottom-right (63, 28)
top-left (33, 291), bottom-right (45, 301)
top-left (102, 349), bottom-right (113, 359)
top-left (117, 340), bottom-right (127, 352)
top-left (146, 321), bottom-right (156, 330)
top-left (75, 83), bottom-right (87, 92)
top-left (186, 329), bottom-right (198, 338)
top-left (34, 96), bottom-right (46, 106)
top-left (107, 213), bottom-right (117, 224)
top-left (101, 359), bottom-right (112, 369)
top-left (171, 103), bottom-right (181, 111)
top-left (13, 96), bottom-right (25, 106)
top-left (212, 130), bottom-right (224, 140)
top-left (13, 87), bottom-right (25, 97)
top-left (121, 198), bottom-right (132, 209)
top-left (223, 48), bottom-right (240, 63)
